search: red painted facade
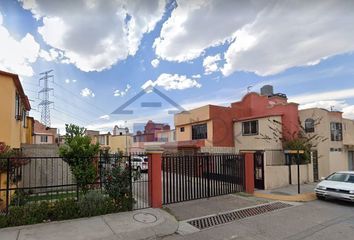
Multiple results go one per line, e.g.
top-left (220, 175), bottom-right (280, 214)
top-left (134, 120), bottom-right (170, 142)
top-left (190, 92), bottom-right (299, 147)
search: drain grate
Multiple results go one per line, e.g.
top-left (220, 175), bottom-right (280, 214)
top-left (187, 202), bottom-right (292, 230)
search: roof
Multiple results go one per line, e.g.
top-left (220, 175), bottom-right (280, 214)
top-left (0, 70), bottom-right (31, 110)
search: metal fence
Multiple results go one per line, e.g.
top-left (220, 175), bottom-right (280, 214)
top-left (0, 153), bottom-right (150, 215)
top-left (162, 153), bottom-right (245, 204)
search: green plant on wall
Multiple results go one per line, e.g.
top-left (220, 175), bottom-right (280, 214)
top-left (59, 124), bottom-right (100, 194)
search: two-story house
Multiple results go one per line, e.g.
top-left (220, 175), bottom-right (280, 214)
top-left (299, 108), bottom-right (354, 180)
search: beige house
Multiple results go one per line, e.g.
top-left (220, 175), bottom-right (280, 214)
top-left (299, 108), bottom-right (354, 179)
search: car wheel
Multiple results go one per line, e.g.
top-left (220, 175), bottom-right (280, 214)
top-left (316, 194), bottom-right (325, 200)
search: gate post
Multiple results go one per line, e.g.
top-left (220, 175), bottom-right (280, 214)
top-left (147, 148), bottom-right (163, 208)
top-left (244, 153), bottom-right (254, 194)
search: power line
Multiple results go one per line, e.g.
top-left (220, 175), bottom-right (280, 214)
top-left (53, 82), bottom-right (107, 114)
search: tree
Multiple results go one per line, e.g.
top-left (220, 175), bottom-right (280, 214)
top-left (59, 124), bottom-right (100, 193)
top-left (258, 118), bottom-right (327, 163)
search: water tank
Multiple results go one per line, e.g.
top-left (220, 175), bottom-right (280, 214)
top-left (260, 85), bottom-right (274, 96)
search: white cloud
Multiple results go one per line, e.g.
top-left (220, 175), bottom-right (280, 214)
top-left (0, 11), bottom-right (40, 76)
top-left (80, 88), bottom-right (95, 97)
top-left (39, 48), bottom-right (62, 62)
top-left (154, 0), bottom-right (264, 62)
top-left (99, 115), bottom-right (110, 120)
top-left (203, 54), bottom-right (221, 75)
top-left (289, 88), bottom-right (354, 104)
top-left (300, 100), bottom-right (354, 120)
top-left (64, 78), bottom-right (77, 84)
top-left (142, 73), bottom-right (201, 91)
top-left (114, 84), bottom-right (131, 97)
top-left (154, 0), bottom-right (354, 76)
top-left (222, 1), bottom-right (354, 76)
top-left (21, 0), bottom-right (166, 72)
top-left (192, 74), bottom-right (201, 79)
top-left (151, 58), bottom-right (160, 68)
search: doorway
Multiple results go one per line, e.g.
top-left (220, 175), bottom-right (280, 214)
top-left (254, 151), bottom-right (264, 190)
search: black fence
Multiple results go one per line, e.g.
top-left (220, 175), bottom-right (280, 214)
top-left (162, 153), bottom-right (245, 204)
top-left (0, 153), bottom-right (150, 215)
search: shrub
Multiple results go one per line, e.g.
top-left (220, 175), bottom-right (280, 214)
top-left (104, 164), bottom-right (133, 211)
top-left (11, 189), bottom-right (30, 206)
top-left (0, 215), bottom-right (7, 228)
top-left (59, 124), bottom-right (100, 193)
top-left (51, 198), bottom-right (80, 221)
top-left (6, 201), bottom-right (51, 227)
top-left (78, 191), bottom-right (117, 217)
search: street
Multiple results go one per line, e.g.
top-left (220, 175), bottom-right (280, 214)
top-left (163, 198), bottom-right (354, 240)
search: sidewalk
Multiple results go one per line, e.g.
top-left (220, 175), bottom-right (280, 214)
top-left (253, 183), bottom-right (318, 202)
top-left (0, 208), bottom-right (178, 240)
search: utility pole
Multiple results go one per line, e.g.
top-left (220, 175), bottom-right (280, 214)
top-left (38, 70), bottom-right (54, 127)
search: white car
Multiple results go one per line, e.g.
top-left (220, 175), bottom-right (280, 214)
top-left (126, 156), bottom-right (148, 173)
top-left (315, 171), bottom-right (354, 202)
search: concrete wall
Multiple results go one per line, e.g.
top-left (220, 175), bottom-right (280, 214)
top-left (20, 144), bottom-right (75, 193)
top-left (109, 135), bottom-right (132, 153)
top-left (343, 118), bottom-right (354, 145)
top-left (200, 146), bottom-right (236, 154)
top-left (234, 116), bottom-right (283, 153)
top-left (265, 164), bottom-right (312, 190)
top-left (175, 120), bottom-right (213, 146)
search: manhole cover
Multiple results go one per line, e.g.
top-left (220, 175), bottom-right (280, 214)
top-left (133, 212), bottom-right (158, 223)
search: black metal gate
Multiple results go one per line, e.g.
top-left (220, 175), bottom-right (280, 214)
top-left (254, 152), bottom-right (264, 190)
top-left (162, 153), bottom-right (245, 204)
top-left (312, 150), bottom-right (319, 182)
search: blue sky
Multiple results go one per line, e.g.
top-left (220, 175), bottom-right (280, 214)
top-left (1, 0), bottom-right (354, 133)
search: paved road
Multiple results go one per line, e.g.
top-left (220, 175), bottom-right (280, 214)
top-left (163, 199), bottom-right (354, 240)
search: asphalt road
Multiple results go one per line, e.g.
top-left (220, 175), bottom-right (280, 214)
top-left (163, 199), bottom-right (354, 240)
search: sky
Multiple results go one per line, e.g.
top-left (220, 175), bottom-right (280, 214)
top-left (1, 0), bottom-right (354, 134)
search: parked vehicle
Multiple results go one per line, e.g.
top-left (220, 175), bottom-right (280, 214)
top-left (315, 171), bottom-right (354, 202)
top-left (126, 156), bottom-right (148, 173)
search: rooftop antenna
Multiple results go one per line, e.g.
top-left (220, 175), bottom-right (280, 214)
top-left (330, 106), bottom-right (335, 111)
top-left (38, 70), bottom-right (54, 127)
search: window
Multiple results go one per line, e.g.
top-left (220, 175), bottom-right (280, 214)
top-left (304, 118), bottom-right (315, 133)
top-left (192, 123), bottom-right (207, 140)
top-left (40, 135), bottom-right (48, 143)
top-left (15, 93), bottom-right (21, 120)
top-left (330, 122), bottom-right (343, 141)
top-left (22, 109), bottom-right (27, 128)
top-left (242, 120), bottom-right (258, 135)
top-left (98, 135), bottom-right (106, 145)
top-left (180, 127), bottom-right (185, 132)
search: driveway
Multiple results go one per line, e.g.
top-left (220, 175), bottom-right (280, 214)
top-left (164, 193), bottom-right (268, 221)
top-left (163, 199), bottom-right (354, 240)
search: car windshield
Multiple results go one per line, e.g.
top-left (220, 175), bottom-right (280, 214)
top-left (326, 173), bottom-right (354, 183)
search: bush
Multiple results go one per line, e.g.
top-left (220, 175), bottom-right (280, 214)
top-left (51, 198), bottom-right (80, 221)
top-left (78, 191), bottom-right (117, 217)
top-left (6, 201), bottom-right (51, 227)
top-left (59, 124), bottom-right (100, 193)
top-left (104, 165), bottom-right (133, 211)
top-left (11, 189), bottom-right (30, 206)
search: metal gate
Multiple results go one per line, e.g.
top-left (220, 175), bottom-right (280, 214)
top-left (162, 153), bottom-right (245, 204)
top-left (254, 152), bottom-right (264, 190)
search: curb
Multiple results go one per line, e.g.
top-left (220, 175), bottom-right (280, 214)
top-left (253, 192), bottom-right (317, 202)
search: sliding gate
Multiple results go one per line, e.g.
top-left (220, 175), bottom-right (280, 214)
top-left (162, 154), bottom-right (245, 204)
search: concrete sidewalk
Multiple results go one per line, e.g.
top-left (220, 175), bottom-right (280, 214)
top-left (254, 183), bottom-right (318, 202)
top-left (0, 208), bottom-right (178, 240)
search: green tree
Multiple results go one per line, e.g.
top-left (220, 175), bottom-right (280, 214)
top-left (59, 124), bottom-right (100, 193)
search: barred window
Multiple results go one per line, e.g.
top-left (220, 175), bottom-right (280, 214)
top-left (242, 120), bottom-right (258, 135)
top-left (192, 124), bottom-right (207, 140)
top-left (330, 122), bottom-right (343, 141)
top-left (304, 118), bottom-right (315, 133)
